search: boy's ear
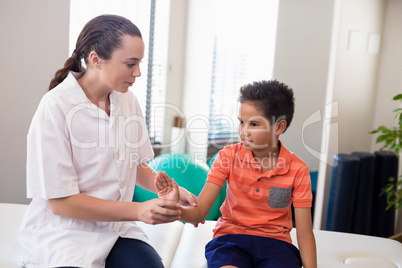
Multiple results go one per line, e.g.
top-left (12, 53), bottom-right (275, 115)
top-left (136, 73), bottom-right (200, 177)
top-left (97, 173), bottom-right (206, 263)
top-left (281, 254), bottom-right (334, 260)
top-left (275, 119), bottom-right (287, 135)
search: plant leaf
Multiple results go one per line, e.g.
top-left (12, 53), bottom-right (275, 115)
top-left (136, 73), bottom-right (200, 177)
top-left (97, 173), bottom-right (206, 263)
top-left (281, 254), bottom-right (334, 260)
top-left (393, 94), bottom-right (402, 101)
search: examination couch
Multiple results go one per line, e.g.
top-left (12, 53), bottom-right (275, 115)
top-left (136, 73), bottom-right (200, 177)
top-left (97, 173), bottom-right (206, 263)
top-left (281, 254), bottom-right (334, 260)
top-left (1, 203), bottom-right (402, 268)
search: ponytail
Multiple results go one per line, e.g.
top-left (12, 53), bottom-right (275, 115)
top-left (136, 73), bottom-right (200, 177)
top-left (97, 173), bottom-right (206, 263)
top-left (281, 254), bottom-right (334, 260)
top-left (48, 14), bottom-right (142, 91)
top-left (48, 50), bottom-right (83, 91)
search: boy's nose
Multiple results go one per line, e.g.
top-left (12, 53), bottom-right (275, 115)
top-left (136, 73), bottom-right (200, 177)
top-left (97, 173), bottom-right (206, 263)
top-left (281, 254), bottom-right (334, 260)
top-left (240, 126), bottom-right (249, 136)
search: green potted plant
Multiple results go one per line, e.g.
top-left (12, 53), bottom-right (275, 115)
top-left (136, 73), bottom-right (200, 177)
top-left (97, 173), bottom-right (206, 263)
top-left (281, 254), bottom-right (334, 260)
top-left (370, 93), bottom-right (402, 242)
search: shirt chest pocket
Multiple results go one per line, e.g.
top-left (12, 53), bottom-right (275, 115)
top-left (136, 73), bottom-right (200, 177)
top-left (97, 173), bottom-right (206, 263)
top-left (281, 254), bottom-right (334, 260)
top-left (268, 186), bottom-right (291, 208)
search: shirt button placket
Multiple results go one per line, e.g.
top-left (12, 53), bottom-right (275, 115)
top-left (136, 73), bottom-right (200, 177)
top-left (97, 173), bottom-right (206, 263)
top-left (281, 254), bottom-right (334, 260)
top-left (255, 177), bottom-right (262, 194)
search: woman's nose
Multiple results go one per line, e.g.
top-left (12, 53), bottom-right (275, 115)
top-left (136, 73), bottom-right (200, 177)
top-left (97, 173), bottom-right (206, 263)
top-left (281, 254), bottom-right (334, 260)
top-left (132, 67), bottom-right (141, 77)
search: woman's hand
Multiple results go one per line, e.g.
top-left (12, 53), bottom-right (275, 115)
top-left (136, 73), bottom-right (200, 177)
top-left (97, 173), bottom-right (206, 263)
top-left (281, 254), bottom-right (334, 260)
top-left (136, 198), bottom-right (181, 225)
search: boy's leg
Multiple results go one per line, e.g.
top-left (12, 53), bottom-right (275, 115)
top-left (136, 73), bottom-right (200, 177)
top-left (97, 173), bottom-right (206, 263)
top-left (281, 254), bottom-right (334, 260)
top-left (254, 236), bottom-right (302, 268)
top-left (205, 234), bottom-right (301, 268)
top-left (105, 237), bottom-right (164, 268)
top-left (205, 234), bottom-right (253, 268)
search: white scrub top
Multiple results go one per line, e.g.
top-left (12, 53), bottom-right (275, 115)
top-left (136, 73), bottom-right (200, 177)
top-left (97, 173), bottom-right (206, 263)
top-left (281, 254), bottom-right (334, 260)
top-left (19, 72), bottom-right (154, 268)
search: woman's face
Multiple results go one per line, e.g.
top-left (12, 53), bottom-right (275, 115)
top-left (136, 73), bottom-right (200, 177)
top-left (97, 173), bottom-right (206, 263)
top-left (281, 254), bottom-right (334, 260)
top-left (99, 34), bottom-right (145, 93)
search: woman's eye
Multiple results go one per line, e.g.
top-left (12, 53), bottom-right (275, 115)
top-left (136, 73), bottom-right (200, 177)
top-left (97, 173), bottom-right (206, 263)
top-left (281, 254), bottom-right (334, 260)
top-left (127, 63), bottom-right (136, 68)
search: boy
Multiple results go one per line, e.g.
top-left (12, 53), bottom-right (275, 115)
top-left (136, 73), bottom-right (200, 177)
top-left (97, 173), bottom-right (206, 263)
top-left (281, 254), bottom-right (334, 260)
top-left (155, 80), bottom-right (317, 268)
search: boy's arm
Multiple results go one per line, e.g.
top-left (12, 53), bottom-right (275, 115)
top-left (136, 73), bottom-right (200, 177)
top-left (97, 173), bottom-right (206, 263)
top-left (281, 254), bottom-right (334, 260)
top-left (140, 166), bottom-right (196, 206)
top-left (155, 171), bottom-right (223, 225)
top-left (180, 182), bottom-right (222, 225)
top-left (294, 207), bottom-right (317, 268)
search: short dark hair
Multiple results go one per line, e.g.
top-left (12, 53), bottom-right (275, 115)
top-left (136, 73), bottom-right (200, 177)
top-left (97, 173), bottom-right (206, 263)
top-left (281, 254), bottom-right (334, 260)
top-left (238, 80), bottom-right (295, 131)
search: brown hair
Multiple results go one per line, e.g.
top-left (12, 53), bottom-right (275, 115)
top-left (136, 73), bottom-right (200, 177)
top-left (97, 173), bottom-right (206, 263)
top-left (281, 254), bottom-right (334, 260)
top-left (48, 14), bottom-right (142, 90)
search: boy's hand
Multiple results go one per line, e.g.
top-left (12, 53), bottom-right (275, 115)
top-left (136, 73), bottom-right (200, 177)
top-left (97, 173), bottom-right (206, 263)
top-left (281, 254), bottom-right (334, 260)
top-left (154, 171), bottom-right (198, 207)
top-left (155, 171), bottom-right (180, 203)
top-left (178, 187), bottom-right (197, 207)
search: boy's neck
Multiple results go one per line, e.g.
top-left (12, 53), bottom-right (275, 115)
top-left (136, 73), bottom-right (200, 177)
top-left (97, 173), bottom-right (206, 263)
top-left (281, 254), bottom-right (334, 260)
top-left (252, 143), bottom-right (280, 172)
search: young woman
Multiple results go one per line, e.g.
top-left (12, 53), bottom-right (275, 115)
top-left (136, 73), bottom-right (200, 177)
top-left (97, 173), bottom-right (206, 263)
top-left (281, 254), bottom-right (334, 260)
top-left (19, 14), bottom-right (195, 268)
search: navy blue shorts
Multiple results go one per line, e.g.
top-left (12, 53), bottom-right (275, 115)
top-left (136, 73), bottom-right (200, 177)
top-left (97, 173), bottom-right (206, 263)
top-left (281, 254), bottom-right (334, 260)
top-left (105, 237), bottom-right (164, 268)
top-left (205, 234), bottom-right (302, 268)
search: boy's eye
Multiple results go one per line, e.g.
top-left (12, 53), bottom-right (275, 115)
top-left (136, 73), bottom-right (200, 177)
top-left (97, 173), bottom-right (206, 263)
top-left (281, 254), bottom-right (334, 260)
top-left (250, 122), bottom-right (258, 127)
top-left (238, 119), bottom-right (244, 124)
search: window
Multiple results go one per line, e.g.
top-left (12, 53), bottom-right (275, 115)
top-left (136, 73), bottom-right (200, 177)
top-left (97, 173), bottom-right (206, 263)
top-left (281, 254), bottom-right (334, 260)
top-left (207, 0), bottom-right (279, 142)
top-left (69, 0), bottom-right (169, 144)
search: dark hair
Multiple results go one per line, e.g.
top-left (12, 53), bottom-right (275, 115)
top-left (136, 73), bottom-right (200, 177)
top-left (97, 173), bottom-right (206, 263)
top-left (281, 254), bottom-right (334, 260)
top-left (238, 80), bottom-right (295, 131)
top-left (48, 14), bottom-right (142, 90)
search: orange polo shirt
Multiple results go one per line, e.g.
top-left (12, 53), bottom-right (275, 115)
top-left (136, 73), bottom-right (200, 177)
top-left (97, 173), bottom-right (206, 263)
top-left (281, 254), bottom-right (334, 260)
top-left (207, 141), bottom-right (312, 244)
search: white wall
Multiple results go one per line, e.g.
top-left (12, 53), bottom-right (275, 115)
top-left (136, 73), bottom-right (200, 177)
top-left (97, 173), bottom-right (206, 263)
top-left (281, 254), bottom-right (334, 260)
top-left (314, 0), bottom-right (386, 229)
top-left (333, 0), bottom-right (385, 155)
top-left (0, 0), bottom-right (70, 204)
top-left (162, 0), bottom-right (188, 153)
top-left (180, 0), bottom-right (215, 161)
top-left (273, 0), bottom-right (335, 171)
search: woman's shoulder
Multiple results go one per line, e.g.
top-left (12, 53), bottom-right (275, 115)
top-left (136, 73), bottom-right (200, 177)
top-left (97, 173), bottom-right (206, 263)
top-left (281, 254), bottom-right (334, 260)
top-left (35, 73), bottom-right (84, 119)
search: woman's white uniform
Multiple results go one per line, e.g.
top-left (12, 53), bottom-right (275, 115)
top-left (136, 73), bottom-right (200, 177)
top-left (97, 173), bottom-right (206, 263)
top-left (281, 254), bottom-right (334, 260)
top-left (19, 72), bottom-right (154, 268)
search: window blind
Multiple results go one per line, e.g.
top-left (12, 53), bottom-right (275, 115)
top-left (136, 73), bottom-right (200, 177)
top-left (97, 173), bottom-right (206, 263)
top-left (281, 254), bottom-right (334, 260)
top-left (207, 0), bottom-right (279, 142)
top-left (208, 36), bottom-right (247, 141)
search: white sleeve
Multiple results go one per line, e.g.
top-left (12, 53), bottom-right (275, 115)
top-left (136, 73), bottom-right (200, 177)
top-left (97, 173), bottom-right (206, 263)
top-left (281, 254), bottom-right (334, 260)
top-left (26, 98), bottom-right (79, 199)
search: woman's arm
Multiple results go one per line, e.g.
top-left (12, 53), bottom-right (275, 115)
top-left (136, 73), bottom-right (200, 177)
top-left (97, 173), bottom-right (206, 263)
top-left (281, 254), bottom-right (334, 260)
top-left (294, 207), bottom-right (317, 268)
top-left (49, 164), bottom-right (188, 224)
top-left (48, 193), bottom-right (181, 224)
top-left (136, 163), bottom-right (159, 192)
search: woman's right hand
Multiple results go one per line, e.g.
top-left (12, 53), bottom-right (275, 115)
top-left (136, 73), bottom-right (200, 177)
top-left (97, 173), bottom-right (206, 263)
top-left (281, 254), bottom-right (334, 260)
top-left (136, 198), bottom-right (181, 225)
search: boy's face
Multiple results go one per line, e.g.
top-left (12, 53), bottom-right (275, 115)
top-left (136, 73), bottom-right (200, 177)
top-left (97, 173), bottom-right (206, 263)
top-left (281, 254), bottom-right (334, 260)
top-left (238, 101), bottom-right (280, 156)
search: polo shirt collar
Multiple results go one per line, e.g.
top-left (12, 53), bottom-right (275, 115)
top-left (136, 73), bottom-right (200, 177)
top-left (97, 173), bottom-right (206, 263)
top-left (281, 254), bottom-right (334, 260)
top-left (64, 71), bottom-right (121, 119)
top-left (238, 140), bottom-right (292, 176)
top-left (65, 71), bottom-right (89, 105)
